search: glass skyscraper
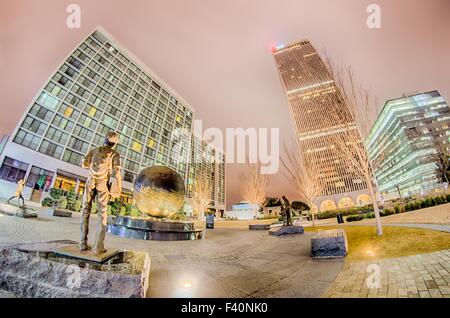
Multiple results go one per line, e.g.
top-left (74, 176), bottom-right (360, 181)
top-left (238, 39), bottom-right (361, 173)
top-left (366, 91), bottom-right (450, 199)
top-left (273, 40), bottom-right (369, 211)
top-left (0, 27), bottom-right (225, 215)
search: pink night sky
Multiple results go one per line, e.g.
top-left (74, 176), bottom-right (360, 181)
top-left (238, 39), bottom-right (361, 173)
top-left (1, 0), bottom-right (450, 208)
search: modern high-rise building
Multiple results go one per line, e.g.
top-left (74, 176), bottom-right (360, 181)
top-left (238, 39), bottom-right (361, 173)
top-left (0, 26), bottom-right (225, 216)
top-left (366, 91), bottom-right (450, 199)
top-left (272, 40), bottom-right (370, 211)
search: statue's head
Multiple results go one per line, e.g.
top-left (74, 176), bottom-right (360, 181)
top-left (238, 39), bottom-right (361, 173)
top-left (105, 131), bottom-right (120, 148)
top-left (282, 195), bottom-right (287, 200)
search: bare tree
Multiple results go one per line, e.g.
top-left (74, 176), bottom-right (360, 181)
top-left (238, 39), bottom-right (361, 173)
top-left (281, 143), bottom-right (325, 227)
top-left (313, 54), bottom-right (385, 236)
top-left (191, 173), bottom-right (212, 220)
top-left (240, 162), bottom-right (268, 219)
top-left (430, 138), bottom-right (450, 184)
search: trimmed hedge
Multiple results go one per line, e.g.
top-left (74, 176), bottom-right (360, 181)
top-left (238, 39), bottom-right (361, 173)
top-left (346, 195), bottom-right (450, 222)
top-left (317, 205), bottom-right (374, 220)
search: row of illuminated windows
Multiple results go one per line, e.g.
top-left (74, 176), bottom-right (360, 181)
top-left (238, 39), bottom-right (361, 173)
top-left (81, 36), bottom-right (193, 116)
top-left (53, 55), bottom-right (192, 135)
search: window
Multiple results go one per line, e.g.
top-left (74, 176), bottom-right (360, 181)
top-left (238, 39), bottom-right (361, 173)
top-left (77, 75), bottom-right (95, 90)
top-left (26, 166), bottom-right (54, 191)
top-left (73, 124), bottom-right (93, 141)
top-left (106, 104), bottom-right (121, 118)
top-left (123, 171), bottom-right (135, 183)
top-left (128, 150), bottom-right (141, 162)
top-left (21, 116), bottom-right (47, 136)
top-left (102, 114), bottom-right (118, 129)
top-left (45, 127), bottom-right (69, 145)
top-left (92, 133), bottom-right (104, 147)
top-left (68, 137), bottom-right (89, 153)
top-left (37, 92), bottom-right (60, 110)
top-left (52, 73), bottom-right (72, 88)
top-left (0, 157), bottom-right (29, 183)
top-left (67, 56), bottom-right (84, 70)
top-left (121, 114), bottom-right (134, 126)
top-left (60, 64), bottom-right (79, 78)
top-left (147, 138), bottom-right (156, 149)
top-left (79, 113), bottom-right (98, 130)
top-left (30, 103), bottom-right (54, 122)
top-left (118, 134), bottom-right (130, 146)
top-left (86, 36), bottom-right (101, 50)
top-left (65, 93), bottom-right (85, 109)
top-left (88, 60), bottom-right (105, 74)
top-left (52, 114), bottom-right (74, 131)
top-left (125, 160), bottom-right (139, 172)
top-left (13, 129), bottom-right (41, 150)
top-left (83, 68), bottom-right (101, 83)
top-left (59, 103), bottom-right (80, 121)
top-left (39, 140), bottom-right (63, 159)
top-left (118, 123), bottom-right (132, 135)
top-left (145, 147), bottom-right (156, 157)
top-left (63, 149), bottom-right (83, 166)
top-left (131, 141), bottom-right (143, 152)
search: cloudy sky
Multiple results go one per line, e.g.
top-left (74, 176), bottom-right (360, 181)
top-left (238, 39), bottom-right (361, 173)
top-left (1, 0), bottom-right (449, 208)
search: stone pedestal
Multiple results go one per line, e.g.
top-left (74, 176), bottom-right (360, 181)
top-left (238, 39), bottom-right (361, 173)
top-left (53, 208), bottom-right (73, 218)
top-left (0, 241), bottom-right (151, 298)
top-left (249, 224), bottom-right (270, 230)
top-left (107, 216), bottom-right (203, 241)
top-left (310, 229), bottom-right (348, 259)
top-left (0, 202), bottom-right (37, 218)
top-left (269, 225), bottom-right (304, 236)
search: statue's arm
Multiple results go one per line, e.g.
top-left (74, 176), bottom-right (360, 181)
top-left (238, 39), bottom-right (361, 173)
top-left (82, 149), bottom-right (93, 168)
top-left (110, 153), bottom-right (122, 198)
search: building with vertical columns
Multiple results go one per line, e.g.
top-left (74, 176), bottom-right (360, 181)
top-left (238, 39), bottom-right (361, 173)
top-left (0, 26), bottom-right (225, 216)
top-left (272, 40), bottom-right (370, 211)
top-left (366, 91), bottom-right (450, 200)
top-left (185, 134), bottom-right (226, 217)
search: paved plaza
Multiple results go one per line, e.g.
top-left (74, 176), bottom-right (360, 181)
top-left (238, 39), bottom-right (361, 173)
top-left (2, 205), bottom-right (450, 298)
top-left (0, 209), bottom-right (342, 297)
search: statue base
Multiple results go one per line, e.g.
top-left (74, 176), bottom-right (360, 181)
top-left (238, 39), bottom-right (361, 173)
top-left (107, 216), bottom-right (204, 241)
top-left (0, 202), bottom-right (37, 218)
top-left (0, 240), bottom-right (151, 298)
top-left (269, 225), bottom-right (304, 236)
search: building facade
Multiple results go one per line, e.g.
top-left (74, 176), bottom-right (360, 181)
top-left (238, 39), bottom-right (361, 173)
top-left (366, 91), bottom-right (450, 200)
top-left (224, 202), bottom-right (260, 220)
top-left (185, 134), bottom-right (226, 217)
top-left (0, 27), bottom-right (225, 215)
top-left (272, 40), bottom-right (369, 211)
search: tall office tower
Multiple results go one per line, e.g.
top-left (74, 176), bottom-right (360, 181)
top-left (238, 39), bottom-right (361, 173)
top-left (366, 91), bottom-right (450, 199)
top-left (273, 40), bottom-right (369, 211)
top-left (0, 27), bottom-right (225, 215)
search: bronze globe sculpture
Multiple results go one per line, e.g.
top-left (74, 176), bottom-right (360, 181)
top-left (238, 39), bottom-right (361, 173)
top-left (133, 165), bottom-right (185, 219)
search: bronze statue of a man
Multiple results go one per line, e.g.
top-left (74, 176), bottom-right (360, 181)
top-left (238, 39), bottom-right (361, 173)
top-left (80, 132), bottom-right (122, 253)
top-left (281, 195), bottom-right (292, 227)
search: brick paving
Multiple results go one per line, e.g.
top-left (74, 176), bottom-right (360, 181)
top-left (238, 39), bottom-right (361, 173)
top-left (323, 249), bottom-right (450, 298)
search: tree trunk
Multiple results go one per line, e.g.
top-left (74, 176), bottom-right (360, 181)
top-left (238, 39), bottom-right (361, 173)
top-left (367, 179), bottom-right (383, 236)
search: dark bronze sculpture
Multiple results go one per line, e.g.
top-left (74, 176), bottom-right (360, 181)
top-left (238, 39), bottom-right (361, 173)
top-left (133, 165), bottom-right (185, 218)
top-left (80, 132), bottom-right (122, 253)
top-left (281, 195), bottom-right (292, 226)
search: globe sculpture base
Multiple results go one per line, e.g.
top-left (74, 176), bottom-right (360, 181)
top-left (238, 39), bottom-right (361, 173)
top-left (107, 216), bottom-right (203, 241)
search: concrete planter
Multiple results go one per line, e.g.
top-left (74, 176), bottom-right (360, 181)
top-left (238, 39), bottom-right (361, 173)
top-left (310, 229), bottom-right (348, 259)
